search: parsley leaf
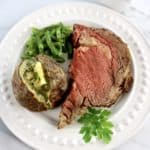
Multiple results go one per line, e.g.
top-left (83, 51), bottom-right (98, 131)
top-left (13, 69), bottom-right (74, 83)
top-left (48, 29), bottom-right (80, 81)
top-left (78, 107), bottom-right (114, 144)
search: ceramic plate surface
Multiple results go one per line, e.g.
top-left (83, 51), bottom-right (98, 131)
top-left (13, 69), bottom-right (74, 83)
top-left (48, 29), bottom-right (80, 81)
top-left (0, 1), bottom-right (150, 150)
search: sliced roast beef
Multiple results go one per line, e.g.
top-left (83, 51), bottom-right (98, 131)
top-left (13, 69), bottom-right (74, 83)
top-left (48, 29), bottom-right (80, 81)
top-left (58, 24), bottom-right (133, 128)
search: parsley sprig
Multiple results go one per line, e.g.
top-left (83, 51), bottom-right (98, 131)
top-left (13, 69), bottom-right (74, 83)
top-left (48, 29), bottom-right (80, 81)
top-left (78, 108), bottom-right (114, 144)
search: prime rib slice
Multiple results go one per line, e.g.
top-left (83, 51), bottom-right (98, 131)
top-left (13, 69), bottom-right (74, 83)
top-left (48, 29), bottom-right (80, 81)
top-left (58, 24), bottom-right (133, 128)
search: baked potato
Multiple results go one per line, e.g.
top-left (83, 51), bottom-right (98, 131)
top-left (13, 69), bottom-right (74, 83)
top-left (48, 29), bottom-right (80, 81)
top-left (12, 54), bottom-right (68, 111)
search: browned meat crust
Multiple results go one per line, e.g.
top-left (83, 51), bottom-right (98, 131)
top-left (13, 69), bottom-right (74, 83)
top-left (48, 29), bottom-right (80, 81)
top-left (58, 24), bottom-right (133, 128)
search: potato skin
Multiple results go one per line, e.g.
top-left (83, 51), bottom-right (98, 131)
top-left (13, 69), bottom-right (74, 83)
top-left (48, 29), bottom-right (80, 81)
top-left (12, 65), bottom-right (47, 111)
top-left (36, 55), bottom-right (68, 107)
top-left (12, 55), bottom-right (68, 111)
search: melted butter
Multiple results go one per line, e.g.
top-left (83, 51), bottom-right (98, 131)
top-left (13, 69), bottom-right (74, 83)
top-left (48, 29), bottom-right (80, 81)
top-left (19, 59), bottom-right (51, 108)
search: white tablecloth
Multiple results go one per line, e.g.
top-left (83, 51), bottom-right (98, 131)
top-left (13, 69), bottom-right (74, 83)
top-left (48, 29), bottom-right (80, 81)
top-left (0, 0), bottom-right (150, 149)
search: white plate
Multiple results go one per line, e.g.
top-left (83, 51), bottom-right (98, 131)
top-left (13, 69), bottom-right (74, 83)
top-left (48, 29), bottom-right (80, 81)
top-left (0, 1), bottom-right (150, 150)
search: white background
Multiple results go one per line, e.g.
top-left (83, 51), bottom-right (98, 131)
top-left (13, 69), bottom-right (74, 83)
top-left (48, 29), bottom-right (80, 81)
top-left (0, 0), bottom-right (150, 150)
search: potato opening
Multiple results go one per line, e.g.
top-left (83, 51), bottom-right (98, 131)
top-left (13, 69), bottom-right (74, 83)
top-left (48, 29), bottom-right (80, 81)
top-left (19, 59), bottom-right (51, 108)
